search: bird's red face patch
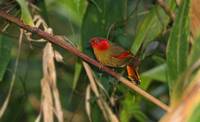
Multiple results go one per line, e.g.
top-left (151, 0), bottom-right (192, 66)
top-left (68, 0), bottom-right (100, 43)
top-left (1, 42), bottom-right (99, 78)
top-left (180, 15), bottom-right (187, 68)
top-left (90, 37), bottom-right (110, 51)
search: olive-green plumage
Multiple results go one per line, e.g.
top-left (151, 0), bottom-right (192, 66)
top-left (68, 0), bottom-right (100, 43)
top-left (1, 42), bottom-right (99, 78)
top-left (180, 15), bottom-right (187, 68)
top-left (92, 43), bottom-right (133, 67)
top-left (90, 37), bottom-right (141, 85)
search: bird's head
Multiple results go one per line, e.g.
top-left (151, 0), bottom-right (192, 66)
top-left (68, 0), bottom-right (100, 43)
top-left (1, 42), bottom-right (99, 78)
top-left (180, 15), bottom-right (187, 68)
top-left (90, 37), bottom-right (110, 51)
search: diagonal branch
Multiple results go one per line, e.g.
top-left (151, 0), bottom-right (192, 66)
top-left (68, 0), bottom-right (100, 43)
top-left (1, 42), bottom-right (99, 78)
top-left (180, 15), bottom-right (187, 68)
top-left (0, 10), bottom-right (169, 112)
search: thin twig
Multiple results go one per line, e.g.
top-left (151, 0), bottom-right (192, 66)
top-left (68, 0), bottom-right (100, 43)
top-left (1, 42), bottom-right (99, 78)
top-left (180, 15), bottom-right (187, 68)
top-left (83, 62), bottom-right (119, 122)
top-left (85, 85), bottom-right (92, 122)
top-left (0, 10), bottom-right (169, 112)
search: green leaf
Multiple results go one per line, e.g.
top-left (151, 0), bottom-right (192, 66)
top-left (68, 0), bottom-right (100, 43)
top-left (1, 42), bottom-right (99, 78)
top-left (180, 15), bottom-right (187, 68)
top-left (54, 0), bottom-right (87, 26)
top-left (82, 0), bottom-right (126, 54)
top-left (72, 60), bottom-right (82, 90)
top-left (0, 35), bottom-right (12, 81)
top-left (137, 64), bottom-right (167, 91)
top-left (166, 0), bottom-right (190, 95)
top-left (130, 0), bottom-right (175, 54)
top-left (141, 63), bottom-right (167, 82)
top-left (120, 93), bottom-right (148, 122)
top-left (139, 77), bottom-right (151, 91)
top-left (188, 35), bottom-right (200, 66)
top-left (188, 103), bottom-right (200, 122)
top-left (91, 102), bottom-right (104, 122)
top-left (161, 69), bottom-right (200, 121)
top-left (16, 0), bottom-right (33, 25)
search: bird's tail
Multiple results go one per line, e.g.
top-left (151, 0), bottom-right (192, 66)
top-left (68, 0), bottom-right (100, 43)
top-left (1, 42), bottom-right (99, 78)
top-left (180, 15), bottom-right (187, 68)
top-left (126, 57), bottom-right (141, 85)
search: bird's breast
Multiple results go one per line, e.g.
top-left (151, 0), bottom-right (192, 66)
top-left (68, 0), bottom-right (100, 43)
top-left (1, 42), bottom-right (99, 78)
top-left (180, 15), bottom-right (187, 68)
top-left (93, 48), bottom-right (128, 67)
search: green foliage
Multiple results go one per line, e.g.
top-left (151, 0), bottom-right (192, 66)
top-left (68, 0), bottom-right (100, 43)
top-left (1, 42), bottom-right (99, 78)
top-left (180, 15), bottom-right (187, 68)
top-left (72, 60), bottom-right (82, 90)
top-left (141, 63), bottom-right (167, 82)
top-left (1, 0), bottom-right (199, 121)
top-left (0, 35), bottom-right (12, 81)
top-left (52, 0), bottom-right (87, 26)
top-left (130, 0), bottom-right (176, 54)
top-left (120, 93), bottom-right (148, 122)
top-left (91, 102), bottom-right (104, 122)
top-left (16, 0), bottom-right (33, 25)
top-left (188, 100), bottom-right (200, 122)
top-left (166, 0), bottom-right (190, 97)
top-left (188, 36), bottom-right (200, 66)
top-left (81, 0), bottom-right (126, 54)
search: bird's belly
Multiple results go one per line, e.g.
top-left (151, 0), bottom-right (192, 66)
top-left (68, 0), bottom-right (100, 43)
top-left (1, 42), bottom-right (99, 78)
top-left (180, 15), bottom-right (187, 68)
top-left (94, 51), bottom-right (126, 67)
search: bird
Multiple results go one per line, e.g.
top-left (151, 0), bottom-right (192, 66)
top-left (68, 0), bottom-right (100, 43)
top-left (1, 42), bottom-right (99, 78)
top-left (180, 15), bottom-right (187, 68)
top-left (90, 37), bottom-right (141, 85)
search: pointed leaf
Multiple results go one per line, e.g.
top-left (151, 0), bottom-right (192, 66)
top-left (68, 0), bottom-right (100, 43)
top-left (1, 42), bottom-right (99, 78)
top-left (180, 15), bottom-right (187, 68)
top-left (161, 69), bottom-right (200, 122)
top-left (16, 0), bottom-right (33, 25)
top-left (120, 93), bottom-right (148, 122)
top-left (72, 60), bottom-right (82, 90)
top-left (131, 0), bottom-right (176, 54)
top-left (0, 35), bottom-right (12, 81)
top-left (54, 0), bottom-right (87, 26)
top-left (166, 0), bottom-right (190, 95)
top-left (188, 35), bottom-right (200, 66)
top-left (141, 63), bottom-right (167, 82)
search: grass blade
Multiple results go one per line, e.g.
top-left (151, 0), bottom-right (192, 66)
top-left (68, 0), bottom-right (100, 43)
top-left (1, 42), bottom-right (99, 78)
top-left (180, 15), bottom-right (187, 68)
top-left (166, 0), bottom-right (190, 97)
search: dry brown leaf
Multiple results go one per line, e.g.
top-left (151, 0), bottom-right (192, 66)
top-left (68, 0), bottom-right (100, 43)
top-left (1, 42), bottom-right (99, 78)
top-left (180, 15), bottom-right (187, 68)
top-left (29, 94), bottom-right (85, 122)
top-left (176, 0), bottom-right (181, 5)
top-left (83, 62), bottom-right (119, 122)
top-left (190, 0), bottom-right (200, 38)
top-left (41, 77), bottom-right (54, 122)
top-left (35, 111), bottom-right (42, 122)
top-left (83, 62), bottom-right (109, 121)
top-left (41, 43), bottom-right (54, 122)
top-left (85, 85), bottom-right (92, 122)
top-left (102, 101), bottom-right (119, 122)
top-left (160, 70), bottom-right (200, 122)
top-left (54, 50), bottom-right (64, 63)
top-left (40, 43), bottom-right (64, 122)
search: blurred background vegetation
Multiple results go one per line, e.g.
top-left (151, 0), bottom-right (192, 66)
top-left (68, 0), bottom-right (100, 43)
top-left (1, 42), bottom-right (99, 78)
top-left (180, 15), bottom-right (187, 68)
top-left (0, 0), bottom-right (200, 122)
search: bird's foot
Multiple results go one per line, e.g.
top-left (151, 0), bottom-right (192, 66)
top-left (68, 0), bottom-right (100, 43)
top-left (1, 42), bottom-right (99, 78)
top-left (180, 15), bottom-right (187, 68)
top-left (128, 76), bottom-right (140, 85)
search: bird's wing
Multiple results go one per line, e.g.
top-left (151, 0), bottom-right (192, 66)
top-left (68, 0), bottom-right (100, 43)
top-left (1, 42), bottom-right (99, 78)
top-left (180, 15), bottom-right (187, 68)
top-left (110, 44), bottom-right (133, 60)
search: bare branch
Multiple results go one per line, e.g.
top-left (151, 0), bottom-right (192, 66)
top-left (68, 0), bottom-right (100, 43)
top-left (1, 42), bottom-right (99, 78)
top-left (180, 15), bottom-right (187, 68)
top-left (0, 10), bottom-right (169, 112)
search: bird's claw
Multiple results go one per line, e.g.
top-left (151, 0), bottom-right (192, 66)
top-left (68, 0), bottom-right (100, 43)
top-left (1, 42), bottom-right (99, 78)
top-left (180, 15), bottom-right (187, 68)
top-left (128, 76), bottom-right (140, 85)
